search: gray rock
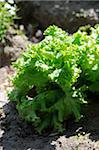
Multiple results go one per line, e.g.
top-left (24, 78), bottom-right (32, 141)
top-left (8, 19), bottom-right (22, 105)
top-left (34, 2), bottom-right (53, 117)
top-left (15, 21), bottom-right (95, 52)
top-left (16, 1), bottom-right (99, 33)
top-left (35, 30), bottom-right (43, 38)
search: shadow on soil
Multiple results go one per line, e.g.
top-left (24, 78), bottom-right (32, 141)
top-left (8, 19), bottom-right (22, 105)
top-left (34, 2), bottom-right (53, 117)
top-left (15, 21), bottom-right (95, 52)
top-left (0, 100), bottom-right (99, 150)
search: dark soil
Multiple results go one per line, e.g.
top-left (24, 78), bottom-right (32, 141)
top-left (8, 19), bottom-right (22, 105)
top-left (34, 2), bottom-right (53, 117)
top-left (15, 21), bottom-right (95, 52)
top-left (0, 66), bottom-right (99, 150)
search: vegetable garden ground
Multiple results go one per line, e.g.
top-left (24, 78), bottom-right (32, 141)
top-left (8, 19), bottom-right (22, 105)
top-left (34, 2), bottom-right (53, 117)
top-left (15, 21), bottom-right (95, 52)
top-left (0, 1), bottom-right (99, 150)
top-left (0, 27), bottom-right (99, 150)
top-left (0, 66), bottom-right (99, 149)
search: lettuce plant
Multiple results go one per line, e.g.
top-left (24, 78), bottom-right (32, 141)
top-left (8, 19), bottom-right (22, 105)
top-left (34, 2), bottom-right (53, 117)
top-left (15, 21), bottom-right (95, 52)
top-left (0, 2), bottom-right (16, 41)
top-left (9, 25), bottom-right (99, 133)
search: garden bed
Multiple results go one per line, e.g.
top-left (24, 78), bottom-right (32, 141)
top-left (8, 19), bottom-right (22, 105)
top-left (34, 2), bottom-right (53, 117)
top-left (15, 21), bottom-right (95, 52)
top-left (0, 70), bottom-right (99, 149)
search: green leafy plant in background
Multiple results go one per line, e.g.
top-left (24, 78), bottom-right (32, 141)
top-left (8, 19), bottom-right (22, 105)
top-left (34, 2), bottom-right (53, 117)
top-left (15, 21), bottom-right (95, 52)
top-left (9, 24), bottom-right (99, 133)
top-left (0, 2), bottom-right (16, 41)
